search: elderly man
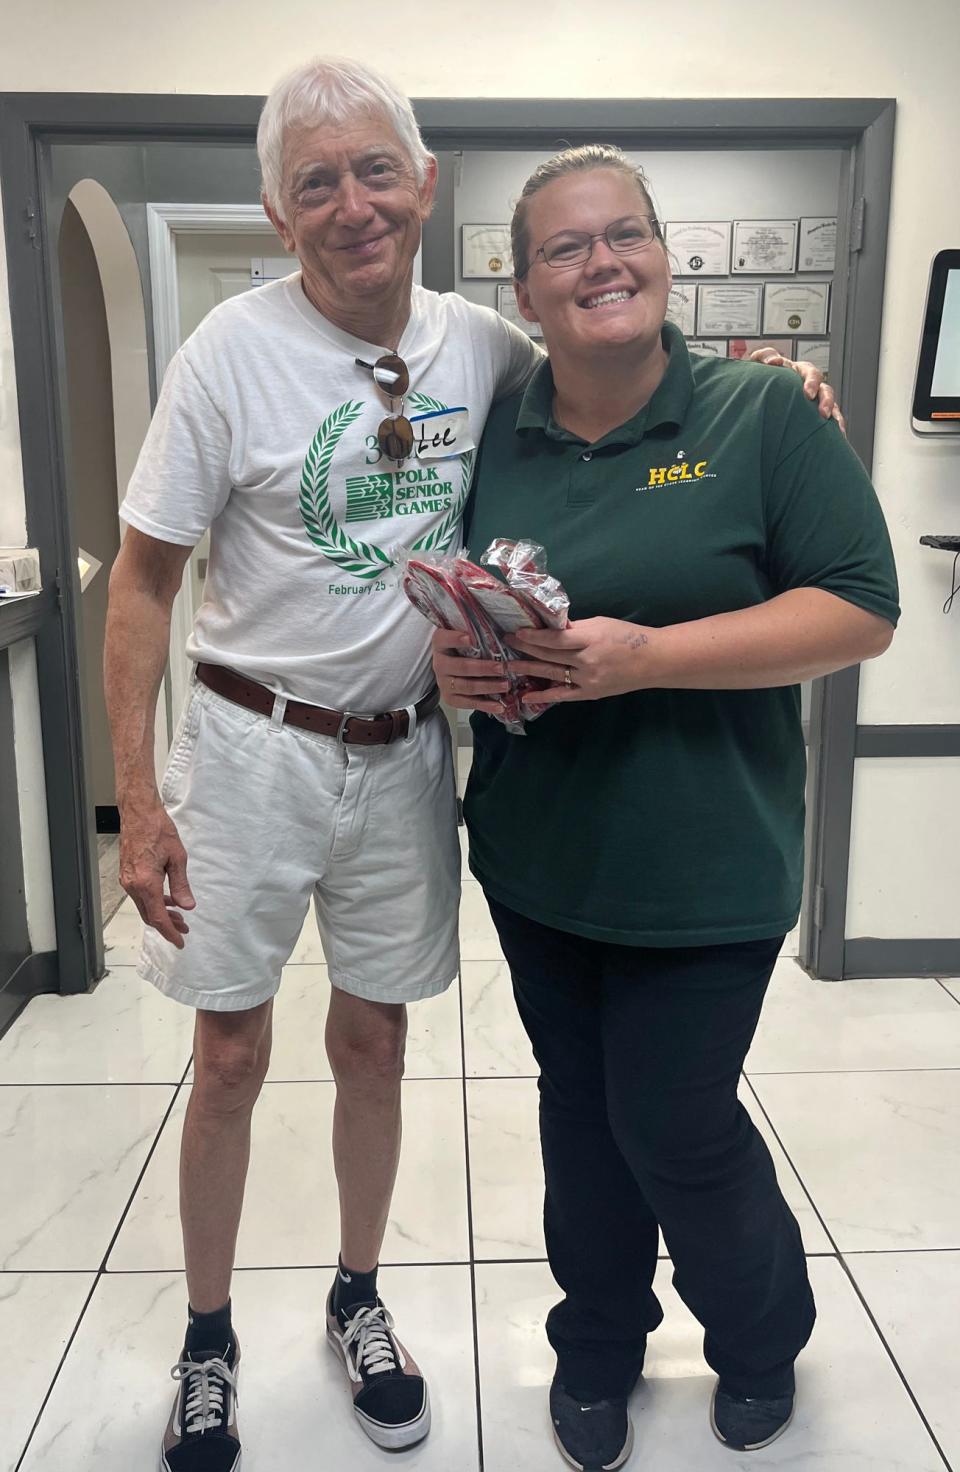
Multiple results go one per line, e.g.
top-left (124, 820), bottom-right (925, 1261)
top-left (105, 56), bottom-right (837, 1472)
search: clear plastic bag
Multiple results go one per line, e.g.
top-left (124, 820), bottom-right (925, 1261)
top-left (399, 540), bottom-right (570, 734)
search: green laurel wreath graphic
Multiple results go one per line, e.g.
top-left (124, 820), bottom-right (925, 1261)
top-left (298, 393), bottom-right (474, 579)
top-left (407, 392), bottom-right (475, 556)
top-left (298, 400), bottom-right (395, 580)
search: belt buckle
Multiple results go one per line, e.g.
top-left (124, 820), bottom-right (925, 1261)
top-left (335, 708), bottom-right (374, 744)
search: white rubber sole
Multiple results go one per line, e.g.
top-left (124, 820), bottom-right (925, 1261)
top-left (551, 1415), bottom-right (635, 1471)
top-left (326, 1327), bottom-right (432, 1450)
top-left (709, 1387), bottom-right (796, 1452)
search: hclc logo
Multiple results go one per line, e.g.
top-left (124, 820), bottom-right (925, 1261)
top-left (645, 449), bottom-right (713, 489)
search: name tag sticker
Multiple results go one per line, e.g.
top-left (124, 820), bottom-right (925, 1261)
top-left (409, 406), bottom-right (474, 460)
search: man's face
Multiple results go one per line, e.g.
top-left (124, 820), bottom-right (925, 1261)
top-left (264, 114), bottom-right (437, 321)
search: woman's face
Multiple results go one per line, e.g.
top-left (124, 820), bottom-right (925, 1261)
top-left (515, 169), bottom-right (671, 359)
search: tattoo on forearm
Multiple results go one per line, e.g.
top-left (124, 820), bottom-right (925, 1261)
top-left (620, 633), bottom-right (650, 650)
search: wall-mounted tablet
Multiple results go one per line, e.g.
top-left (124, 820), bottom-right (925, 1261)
top-left (913, 250), bottom-right (960, 434)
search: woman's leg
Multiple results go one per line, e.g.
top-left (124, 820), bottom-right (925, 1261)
top-left (487, 898), bottom-right (663, 1402)
top-left (599, 937), bottom-right (815, 1398)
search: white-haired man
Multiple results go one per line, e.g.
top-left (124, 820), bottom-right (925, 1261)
top-left (105, 56), bottom-right (837, 1471)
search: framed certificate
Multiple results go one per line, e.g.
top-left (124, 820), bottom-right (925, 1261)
top-left (798, 217), bottom-right (837, 272)
top-left (732, 220), bottom-right (799, 275)
top-left (666, 284), bottom-right (697, 336)
top-left (664, 221), bottom-right (731, 276)
top-left (797, 339), bottom-right (831, 374)
top-left (697, 284), bottom-right (763, 336)
top-left (727, 337), bottom-right (793, 360)
top-left (497, 282), bottom-right (543, 339)
top-left (462, 224), bottom-right (513, 278)
top-left (687, 339), bottom-right (728, 358)
top-left (763, 283), bottom-right (830, 335)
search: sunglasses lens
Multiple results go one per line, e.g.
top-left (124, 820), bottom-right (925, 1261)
top-left (372, 353), bottom-right (410, 397)
top-left (378, 414), bottom-right (414, 461)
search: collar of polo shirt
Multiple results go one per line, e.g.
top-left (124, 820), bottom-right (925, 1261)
top-left (514, 321), bottom-right (695, 449)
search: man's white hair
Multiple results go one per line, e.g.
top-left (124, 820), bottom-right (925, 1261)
top-left (257, 56), bottom-right (433, 217)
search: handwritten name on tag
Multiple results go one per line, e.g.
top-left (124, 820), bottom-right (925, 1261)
top-left (409, 407), bottom-right (474, 460)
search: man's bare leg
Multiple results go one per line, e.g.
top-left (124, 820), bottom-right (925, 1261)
top-left (181, 1000), bottom-right (273, 1311)
top-left (325, 989), bottom-right (407, 1272)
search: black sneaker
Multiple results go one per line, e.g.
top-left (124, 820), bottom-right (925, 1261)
top-left (325, 1287), bottom-right (430, 1449)
top-left (710, 1381), bottom-right (795, 1451)
top-left (161, 1339), bottom-right (241, 1471)
top-left (549, 1379), bottom-right (634, 1471)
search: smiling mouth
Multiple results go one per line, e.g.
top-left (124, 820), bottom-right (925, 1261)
top-left (342, 234), bottom-right (390, 255)
top-left (579, 288), bottom-right (636, 310)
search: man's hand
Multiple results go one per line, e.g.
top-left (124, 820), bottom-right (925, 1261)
top-left (432, 627), bottom-right (510, 713)
top-left (119, 797), bottom-right (195, 949)
top-left (748, 345), bottom-right (846, 434)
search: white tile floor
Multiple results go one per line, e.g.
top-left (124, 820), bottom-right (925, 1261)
top-left (2, 878), bottom-right (959, 1470)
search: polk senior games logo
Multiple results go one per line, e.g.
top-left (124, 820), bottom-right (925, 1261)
top-left (298, 393), bottom-right (473, 580)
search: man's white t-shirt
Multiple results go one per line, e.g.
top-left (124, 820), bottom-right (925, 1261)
top-left (121, 275), bottom-right (541, 711)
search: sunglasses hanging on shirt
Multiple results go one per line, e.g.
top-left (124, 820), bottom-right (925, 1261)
top-left (356, 354), bottom-right (414, 463)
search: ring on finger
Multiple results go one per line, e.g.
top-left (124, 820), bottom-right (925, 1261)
top-left (564, 666), bottom-right (573, 687)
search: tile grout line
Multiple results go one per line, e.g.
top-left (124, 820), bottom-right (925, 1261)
top-left (457, 969), bottom-right (486, 1472)
top-left (935, 979), bottom-right (960, 1007)
top-left (743, 1074), bottom-right (955, 1472)
top-left (13, 1054), bottom-right (193, 1472)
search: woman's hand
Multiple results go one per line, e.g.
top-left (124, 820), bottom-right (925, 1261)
top-left (748, 345), bottom-right (846, 434)
top-left (509, 618), bottom-right (654, 704)
top-left (432, 627), bottom-right (511, 713)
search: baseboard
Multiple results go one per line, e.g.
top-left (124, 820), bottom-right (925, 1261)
top-left (0, 950), bottom-right (58, 1040)
top-left (844, 938), bottom-right (960, 978)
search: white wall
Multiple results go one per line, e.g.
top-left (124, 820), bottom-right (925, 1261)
top-left (1, 0), bottom-right (959, 952)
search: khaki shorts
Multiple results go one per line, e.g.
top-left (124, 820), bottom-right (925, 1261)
top-left (138, 679), bottom-right (460, 1011)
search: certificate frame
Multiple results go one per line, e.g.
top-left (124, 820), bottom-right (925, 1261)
top-left (727, 337), bottom-right (794, 361)
top-left (797, 339), bottom-right (831, 374)
top-left (665, 284), bottom-right (698, 336)
top-left (696, 284), bottom-right (763, 336)
top-left (798, 217), bottom-right (837, 272)
top-left (461, 223), bottom-right (513, 279)
top-left (686, 339), bottom-right (728, 358)
top-left (497, 282), bottom-right (543, 339)
top-left (664, 221), bottom-right (731, 277)
top-left (762, 282), bottom-right (830, 336)
top-left (731, 219), bottom-right (799, 275)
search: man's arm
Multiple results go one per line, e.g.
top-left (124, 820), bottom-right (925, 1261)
top-left (104, 526), bottom-right (195, 948)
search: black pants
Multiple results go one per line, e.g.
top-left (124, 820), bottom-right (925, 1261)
top-left (487, 898), bottom-right (816, 1402)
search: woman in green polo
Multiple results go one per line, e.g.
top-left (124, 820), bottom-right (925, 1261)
top-left (434, 146), bottom-right (899, 1471)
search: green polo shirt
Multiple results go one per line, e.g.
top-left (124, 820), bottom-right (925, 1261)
top-left (463, 324), bottom-right (900, 947)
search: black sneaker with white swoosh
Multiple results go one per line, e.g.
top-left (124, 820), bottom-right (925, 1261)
top-left (161, 1339), bottom-right (241, 1472)
top-left (549, 1377), bottom-right (634, 1471)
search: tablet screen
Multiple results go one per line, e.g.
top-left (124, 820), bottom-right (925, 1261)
top-left (931, 268), bottom-right (960, 397)
top-left (913, 250), bottom-right (960, 432)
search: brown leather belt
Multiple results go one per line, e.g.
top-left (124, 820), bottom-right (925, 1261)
top-left (195, 662), bottom-right (440, 745)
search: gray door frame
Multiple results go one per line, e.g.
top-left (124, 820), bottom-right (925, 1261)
top-left (0, 92), bottom-right (897, 996)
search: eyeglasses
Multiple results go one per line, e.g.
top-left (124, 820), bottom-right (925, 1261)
top-left (520, 214), bottom-right (661, 277)
top-left (355, 353), bottom-right (413, 462)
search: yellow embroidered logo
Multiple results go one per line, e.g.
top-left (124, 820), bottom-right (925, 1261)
top-left (643, 449), bottom-right (716, 490)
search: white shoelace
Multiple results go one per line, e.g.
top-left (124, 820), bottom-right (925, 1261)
top-left (170, 1356), bottom-right (238, 1434)
top-left (340, 1304), bottom-right (401, 1379)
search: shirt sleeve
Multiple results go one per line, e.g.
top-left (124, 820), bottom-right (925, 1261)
top-left (491, 314), bottom-right (545, 400)
top-left (119, 349), bottom-right (233, 547)
top-left (763, 394), bottom-right (900, 626)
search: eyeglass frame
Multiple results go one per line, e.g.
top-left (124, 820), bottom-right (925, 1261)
top-left (516, 214), bottom-right (663, 279)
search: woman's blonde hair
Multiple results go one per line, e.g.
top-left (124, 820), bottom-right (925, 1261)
top-left (511, 144), bottom-right (662, 279)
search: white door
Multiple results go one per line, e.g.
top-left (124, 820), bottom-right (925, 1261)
top-left (160, 230), bottom-right (294, 720)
